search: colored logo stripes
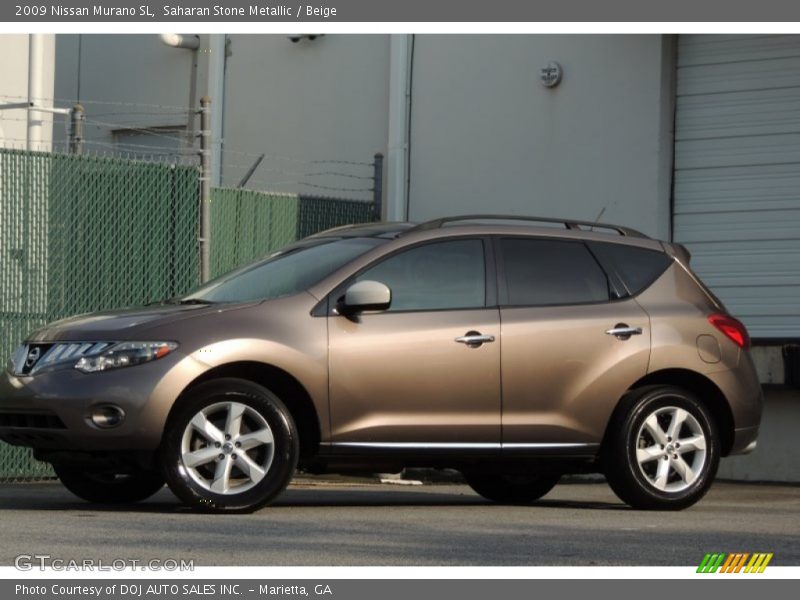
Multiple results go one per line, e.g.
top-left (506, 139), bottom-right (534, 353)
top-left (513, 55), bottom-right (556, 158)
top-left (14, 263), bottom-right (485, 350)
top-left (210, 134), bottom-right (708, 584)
top-left (697, 553), bottom-right (773, 573)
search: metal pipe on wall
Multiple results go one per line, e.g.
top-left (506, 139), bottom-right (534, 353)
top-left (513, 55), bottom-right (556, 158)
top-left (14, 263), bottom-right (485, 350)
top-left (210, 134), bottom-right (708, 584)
top-left (158, 34), bottom-right (201, 151)
top-left (27, 34), bottom-right (46, 149)
top-left (208, 34), bottom-right (226, 187)
top-left (386, 34), bottom-right (413, 222)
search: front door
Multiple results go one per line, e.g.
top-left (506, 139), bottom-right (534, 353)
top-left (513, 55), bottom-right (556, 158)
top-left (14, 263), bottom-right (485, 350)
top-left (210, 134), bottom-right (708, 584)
top-left (328, 238), bottom-right (501, 447)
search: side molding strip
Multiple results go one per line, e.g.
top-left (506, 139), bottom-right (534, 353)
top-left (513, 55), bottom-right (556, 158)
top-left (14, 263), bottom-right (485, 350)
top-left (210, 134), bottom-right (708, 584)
top-left (321, 442), bottom-right (598, 450)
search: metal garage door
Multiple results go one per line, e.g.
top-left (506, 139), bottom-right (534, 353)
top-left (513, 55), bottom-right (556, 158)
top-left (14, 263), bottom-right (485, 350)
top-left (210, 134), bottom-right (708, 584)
top-left (674, 35), bottom-right (800, 339)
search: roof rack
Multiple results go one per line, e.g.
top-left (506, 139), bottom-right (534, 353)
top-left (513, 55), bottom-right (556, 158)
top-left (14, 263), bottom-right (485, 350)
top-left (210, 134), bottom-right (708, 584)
top-left (405, 214), bottom-right (649, 238)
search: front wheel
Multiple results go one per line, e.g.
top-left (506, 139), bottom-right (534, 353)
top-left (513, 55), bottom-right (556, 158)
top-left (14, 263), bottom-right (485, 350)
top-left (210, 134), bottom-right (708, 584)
top-left (463, 471), bottom-right (561, 504)
top-left (604, 385), bottom-right (720, 510)
top-left (159, 378), bottom-right (299, 512)
top-left (54, 467), bottom-right (165, 504)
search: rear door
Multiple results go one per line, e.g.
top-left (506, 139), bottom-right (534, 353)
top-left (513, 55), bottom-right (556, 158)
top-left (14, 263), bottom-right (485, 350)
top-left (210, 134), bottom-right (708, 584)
top-left (328, 238), bottom-right (502, 447)
top-left (496, 237), bottom-right (652, 450)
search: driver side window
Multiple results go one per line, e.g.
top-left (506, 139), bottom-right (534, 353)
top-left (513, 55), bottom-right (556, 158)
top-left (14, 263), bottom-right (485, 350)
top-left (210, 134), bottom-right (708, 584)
top-left (356, 239), bottom-right (486, 312)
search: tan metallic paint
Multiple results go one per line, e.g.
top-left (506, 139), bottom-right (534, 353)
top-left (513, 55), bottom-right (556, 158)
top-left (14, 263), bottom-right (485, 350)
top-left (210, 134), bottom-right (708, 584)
top-left (328, 309), bottom-right (501, 443)
top-left (500, 299), bottom-right (650, 444)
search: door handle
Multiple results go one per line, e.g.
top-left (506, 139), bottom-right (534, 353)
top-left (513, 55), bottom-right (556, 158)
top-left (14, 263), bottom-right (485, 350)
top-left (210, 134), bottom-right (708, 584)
top-left (454, 331), bottom-right (495, 348)
top-left (605, 324), bottom-right (643, 340)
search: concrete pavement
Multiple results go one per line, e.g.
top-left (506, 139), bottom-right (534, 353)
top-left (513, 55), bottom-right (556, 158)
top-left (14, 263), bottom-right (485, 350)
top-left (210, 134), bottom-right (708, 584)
top-left (0, 480), bottom-right (797, 566)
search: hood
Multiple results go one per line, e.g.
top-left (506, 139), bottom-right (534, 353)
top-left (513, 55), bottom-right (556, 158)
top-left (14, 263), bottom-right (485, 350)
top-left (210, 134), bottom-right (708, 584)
top-left (27, 302), bottom-right (256, 342)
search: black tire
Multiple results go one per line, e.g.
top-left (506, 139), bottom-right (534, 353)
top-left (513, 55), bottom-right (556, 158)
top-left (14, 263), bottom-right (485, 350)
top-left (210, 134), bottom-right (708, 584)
top-left (604, 385), bottom-right (720, 511)
top-left (463, 471), bottom-right (561, 504)
top-left (54, 467), bottom-right (165, 504)
top-left (159, 378), bottom-right (298, 513)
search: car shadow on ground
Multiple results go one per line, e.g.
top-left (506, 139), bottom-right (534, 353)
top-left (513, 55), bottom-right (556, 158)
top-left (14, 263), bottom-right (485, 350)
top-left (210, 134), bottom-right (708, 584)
top-left (0, 483), bottom-right (627, 513)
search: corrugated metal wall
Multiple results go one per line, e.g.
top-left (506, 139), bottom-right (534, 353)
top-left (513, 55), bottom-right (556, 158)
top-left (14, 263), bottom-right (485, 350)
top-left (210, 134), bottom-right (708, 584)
top-left (674, 35), bottom-right (800, 339)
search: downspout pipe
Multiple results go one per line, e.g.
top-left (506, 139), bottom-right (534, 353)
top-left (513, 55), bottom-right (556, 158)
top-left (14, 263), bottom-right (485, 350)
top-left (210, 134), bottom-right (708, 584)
top-left (27, 34), bottom-right (47, 149)
top-left (207, 34), bottom-right (226, 187)
top-left (386, 34), bottom-right (412, 222)
top-left (159, 34), bottom-right (201, 151)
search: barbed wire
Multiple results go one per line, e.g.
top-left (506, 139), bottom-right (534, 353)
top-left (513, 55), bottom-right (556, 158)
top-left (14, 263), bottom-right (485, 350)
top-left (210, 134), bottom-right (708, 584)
top-left (220, 161), bottom-right (374, 180)
top-left (83, 139), bottom-right (197, 155)
top-left (86, 119), bottom-right (189, 143)
top-left (1, 105), bottom-right (378, 196)
top-left (85, 120), bottom-right (375, 167)
top-left (0, 139), bottom-right (191, 165)
top-left (80, 141), bottom-right (199, 164)
top-left (88, 110), bottom-right (192, 118)
top-left (0, 136), bottom-right (375, 188)
top-left (1, 94), bottom-right (378, 166)
top-left (0, 93), bottom-right (193, 112)
top-left (0, 136), bottom-right (56, 147)
top-left (208, 146), bottom-right (375, 167)
top-left (311, 159), bottom-right (375, 167)
top-left (0, 116), bottom-right (59, 123)
top-left (241, 175), bottom-right (373, 195)
top-left (300, 181), bottom-right (374, 193)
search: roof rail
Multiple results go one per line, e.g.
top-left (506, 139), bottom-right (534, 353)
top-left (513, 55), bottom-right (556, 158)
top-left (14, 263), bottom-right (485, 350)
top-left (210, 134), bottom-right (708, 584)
top-left (405, 214), bottom-right (649, 238)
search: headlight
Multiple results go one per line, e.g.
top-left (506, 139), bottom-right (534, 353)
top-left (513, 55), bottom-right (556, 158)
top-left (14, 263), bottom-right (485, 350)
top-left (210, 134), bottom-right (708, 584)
top-left (74, 341), bottom-right (178, 373)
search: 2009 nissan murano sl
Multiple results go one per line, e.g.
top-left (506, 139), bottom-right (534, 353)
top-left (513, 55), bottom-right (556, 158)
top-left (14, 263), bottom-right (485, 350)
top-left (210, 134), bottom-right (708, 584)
top-left (0, 215), bottom-right (762, 512)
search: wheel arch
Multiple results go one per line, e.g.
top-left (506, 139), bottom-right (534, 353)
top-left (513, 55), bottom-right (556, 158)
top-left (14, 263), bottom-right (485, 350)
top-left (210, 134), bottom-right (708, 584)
top-left (601, 368), bottom-right (735, 457)
top-left (164, 361), bottom-right (322, 459)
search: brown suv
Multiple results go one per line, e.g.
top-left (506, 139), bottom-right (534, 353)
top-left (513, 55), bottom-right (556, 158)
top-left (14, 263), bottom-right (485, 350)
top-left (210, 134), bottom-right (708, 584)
top-left (0, 215), bottom-right (762, 512)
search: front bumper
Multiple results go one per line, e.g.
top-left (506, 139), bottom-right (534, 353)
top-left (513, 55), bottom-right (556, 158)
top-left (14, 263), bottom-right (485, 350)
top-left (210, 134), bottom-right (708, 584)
top-left (0, 351), bottom-right (201, 452)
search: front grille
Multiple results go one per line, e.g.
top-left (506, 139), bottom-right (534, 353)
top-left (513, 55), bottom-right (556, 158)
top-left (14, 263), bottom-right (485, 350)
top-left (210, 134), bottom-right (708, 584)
top-left (13, 341), bottom-right (113, 375)
top-left (18, 343), bottom-right (54, 375)
top-left (0, 412), bottom-right (66, 429)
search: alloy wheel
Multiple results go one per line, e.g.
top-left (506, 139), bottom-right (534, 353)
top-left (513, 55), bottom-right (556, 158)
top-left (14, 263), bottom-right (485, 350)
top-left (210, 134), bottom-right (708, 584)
top-left (180, 401), bottom-right (275, 495)
top-left (634, 405), bottom-right (708, 493)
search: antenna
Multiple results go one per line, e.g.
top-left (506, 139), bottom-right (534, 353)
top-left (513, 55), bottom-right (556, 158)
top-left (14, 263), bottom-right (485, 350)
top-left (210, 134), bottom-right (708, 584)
top-left (592, 207), bottom-right (607, 231)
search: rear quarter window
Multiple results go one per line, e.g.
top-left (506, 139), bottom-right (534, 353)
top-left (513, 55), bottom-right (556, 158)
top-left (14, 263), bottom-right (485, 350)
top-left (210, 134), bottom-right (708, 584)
top-left (589, 242), bottom-right (672, 296)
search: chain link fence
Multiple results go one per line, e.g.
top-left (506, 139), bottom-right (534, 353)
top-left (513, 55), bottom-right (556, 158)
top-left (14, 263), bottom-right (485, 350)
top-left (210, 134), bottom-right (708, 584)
top-left (0, 148), bottom-right (200, 480)
top-left (0, 148), bottom-right (376, 482)
top-left (211, 187), bottom-right (377, 277)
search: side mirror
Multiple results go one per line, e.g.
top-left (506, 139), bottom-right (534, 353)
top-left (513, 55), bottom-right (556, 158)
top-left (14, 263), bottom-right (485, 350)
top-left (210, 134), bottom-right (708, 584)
top-left (339, 280), bottom-right (391, 314)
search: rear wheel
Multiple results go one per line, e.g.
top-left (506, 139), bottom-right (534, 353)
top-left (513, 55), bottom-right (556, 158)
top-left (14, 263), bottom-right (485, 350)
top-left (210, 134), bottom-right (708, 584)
top-left (159, 378), bottom-right (298, 512)
top-left (604, 385), bottom-right (719, 510)
top-left (54, 467), bottom-right (164, 504)
top-left (463, 471), bottom-right (560, 504)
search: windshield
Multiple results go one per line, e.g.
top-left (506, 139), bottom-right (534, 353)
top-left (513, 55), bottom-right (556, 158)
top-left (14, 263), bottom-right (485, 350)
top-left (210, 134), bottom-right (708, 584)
top-left (184, 237), bottom-right (385, 303)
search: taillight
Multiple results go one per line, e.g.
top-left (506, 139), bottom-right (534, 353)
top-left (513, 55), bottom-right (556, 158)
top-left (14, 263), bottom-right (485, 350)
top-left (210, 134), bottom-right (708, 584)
top-left (708, 313), bottom-right (751, 349)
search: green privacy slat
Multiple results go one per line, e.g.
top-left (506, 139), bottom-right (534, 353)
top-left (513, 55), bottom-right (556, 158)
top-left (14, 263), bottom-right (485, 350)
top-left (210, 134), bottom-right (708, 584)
top-left (209, 187), bottom-right (375, 278)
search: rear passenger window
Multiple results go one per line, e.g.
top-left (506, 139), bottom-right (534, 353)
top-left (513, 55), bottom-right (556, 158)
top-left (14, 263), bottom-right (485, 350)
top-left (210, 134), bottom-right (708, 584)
top-left (589, 242), bottom-right (672, 296)
top-left (499, 238), bottom-right (610, 306)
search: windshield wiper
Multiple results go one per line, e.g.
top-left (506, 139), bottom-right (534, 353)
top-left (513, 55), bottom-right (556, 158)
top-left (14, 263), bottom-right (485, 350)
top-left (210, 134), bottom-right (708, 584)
top-left (173, 298), bottom-right (216, 305)
top-left (146, 297), bottom-right (216, 306)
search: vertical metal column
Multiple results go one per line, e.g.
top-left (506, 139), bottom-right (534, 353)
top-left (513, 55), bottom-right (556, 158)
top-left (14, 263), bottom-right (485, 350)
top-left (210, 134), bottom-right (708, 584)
top-left (68, 104), bottom-right (84, 155)
top-left (199, 96), bottom-right (212, 283)
top-left (372, 152), bottom-right (384, 221)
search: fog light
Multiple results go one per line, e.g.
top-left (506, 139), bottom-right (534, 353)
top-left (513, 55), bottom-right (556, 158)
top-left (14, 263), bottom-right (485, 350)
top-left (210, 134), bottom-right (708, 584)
top-left (89, 405), bottom-right (125, 429)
